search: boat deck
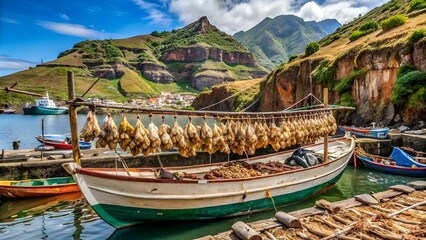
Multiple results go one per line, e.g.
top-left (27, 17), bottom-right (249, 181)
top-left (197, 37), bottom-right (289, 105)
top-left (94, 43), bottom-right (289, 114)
top-left (196, 181), bottom-right (426, 240)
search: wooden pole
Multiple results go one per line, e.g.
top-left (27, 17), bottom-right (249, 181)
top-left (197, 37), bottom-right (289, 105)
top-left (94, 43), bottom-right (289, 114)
top-left (323, 88), bottom-right (328, 163)
top-left (68, 71), bottom-right (81, 165)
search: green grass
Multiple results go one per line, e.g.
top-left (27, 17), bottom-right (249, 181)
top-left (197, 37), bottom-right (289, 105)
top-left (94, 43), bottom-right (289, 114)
top-left (334, 69), bottom-right (368, 94)
top-left (408, 0), bottom-right (426, 12)
top-left (380, 14), bottom-right (408, 31)
top-left (409, 29), bottom-right (426, 43)
top-left (408, 87), bottom-right (426, 110)
top-left (349, 21), bottom-right (378, 42)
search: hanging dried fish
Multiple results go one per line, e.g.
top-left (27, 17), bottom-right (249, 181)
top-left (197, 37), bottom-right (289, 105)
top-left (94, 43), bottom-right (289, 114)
top-left (213, 123), bottom-right (229, 154)
top-left (129, 116), bottom-right (150, 156)
top-left (269, 121), bottom-right (282, 151)
top-left (245, 120), bottom-right (258, 155)
top-left (199, 119), bottom-right (213, 153)
top-left (171, 119), bottom-right (186, 150)
top-left (147, 121), bottom-right (161, 154)
top-left (158, 120), bottom-right (173, 151)
top-left (80, 110), bottom-right (101, 142)
top-left (96, 113), bottom-right (119, 150)
top-left (118, 114), bottom-right (134, 151)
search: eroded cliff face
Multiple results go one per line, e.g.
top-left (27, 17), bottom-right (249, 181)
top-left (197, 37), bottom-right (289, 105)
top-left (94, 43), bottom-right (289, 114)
top-left (161, 46), bottom-right (257, 66)
top-left (259, 40), bottom-right (426, 125)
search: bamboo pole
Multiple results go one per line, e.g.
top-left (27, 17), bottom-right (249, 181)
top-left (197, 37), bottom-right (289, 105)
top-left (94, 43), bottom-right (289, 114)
top-left (323, 88), bottom-right (328, 162)
top-left (67, 71), bottom-right (81, 165)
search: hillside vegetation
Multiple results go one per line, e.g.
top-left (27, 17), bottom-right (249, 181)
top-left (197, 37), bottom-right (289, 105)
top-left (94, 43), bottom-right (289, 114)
top-left (259, 0), bottom-right (426, 125)
top-left (0, 17), bottom-right (267, 104)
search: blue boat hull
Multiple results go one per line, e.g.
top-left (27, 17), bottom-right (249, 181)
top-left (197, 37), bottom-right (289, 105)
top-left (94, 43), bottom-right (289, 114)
top-left (357, 155), bottom-right (426, 177)
top-left (340, 126), bottom-right (388, 139)
top-left (23, 106), bottom-right (68, 115)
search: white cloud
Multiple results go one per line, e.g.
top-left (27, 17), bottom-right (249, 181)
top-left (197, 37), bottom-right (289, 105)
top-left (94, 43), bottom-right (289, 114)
top-left (38, 21), bottom-right (111, 38)
top-left (168, 0), bottom-right (389, 34)
top-left (1, 17), bottom-right (19, 24)
top-left (132, 0), bottom-right (172, 25)
top-left (0, 55), bottom-right (36, 70)
top-left (297, 1), bottom-right (369, 23)
top-left (60, 14), bottom-right (70, 20)
top-left (144, 9), bottom-right (172, 25)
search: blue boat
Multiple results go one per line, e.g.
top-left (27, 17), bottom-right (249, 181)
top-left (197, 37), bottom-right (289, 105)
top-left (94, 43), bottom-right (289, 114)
top-left (356, 147), bottom-right (426, 177)
top-left (340, 126), bottom-right (389, 139)
top-left (23, 92), bottom-right (68, 115)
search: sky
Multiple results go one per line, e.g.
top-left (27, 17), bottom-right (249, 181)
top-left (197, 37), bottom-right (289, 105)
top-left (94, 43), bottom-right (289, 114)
top-left (0, 0), bottom-right (390, 77)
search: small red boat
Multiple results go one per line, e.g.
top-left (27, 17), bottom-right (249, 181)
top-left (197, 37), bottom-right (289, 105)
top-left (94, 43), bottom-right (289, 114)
top-left (0, 177), bottom-right (80, 198)
top-left (36, 134), bottom-right (92, 150)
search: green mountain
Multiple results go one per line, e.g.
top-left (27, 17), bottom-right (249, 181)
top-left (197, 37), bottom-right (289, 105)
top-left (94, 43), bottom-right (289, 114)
top-left (0, 17), bottom-right (268, 104)
top-left (234, 15), bottom-right (341, 69)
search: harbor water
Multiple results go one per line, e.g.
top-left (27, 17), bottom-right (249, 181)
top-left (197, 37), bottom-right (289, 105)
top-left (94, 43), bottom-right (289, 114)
top-left (0, 166), bottom-right (422, 240)
top-left (0, 114), bottom-right (423, 239)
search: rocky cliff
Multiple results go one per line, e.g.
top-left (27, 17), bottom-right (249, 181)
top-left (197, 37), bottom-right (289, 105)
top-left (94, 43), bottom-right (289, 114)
top-left (196, 0), bottom-right (426, 126)
top-left (259, 8), bottom-right (426, 126)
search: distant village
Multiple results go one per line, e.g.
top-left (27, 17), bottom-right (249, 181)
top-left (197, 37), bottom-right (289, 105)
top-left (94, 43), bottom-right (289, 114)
top-left (85, 91), bottom-right (196, 109)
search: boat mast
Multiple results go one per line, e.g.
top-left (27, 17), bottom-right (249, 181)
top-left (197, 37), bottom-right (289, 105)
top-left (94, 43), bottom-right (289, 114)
top-left (323, 88), bottom-right (328, 162)
top-left (67, 71), bottom-right (82, 165)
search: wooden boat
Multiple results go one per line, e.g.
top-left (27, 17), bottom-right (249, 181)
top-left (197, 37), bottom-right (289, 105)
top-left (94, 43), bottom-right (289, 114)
top-left (356, 147), bottom-right (426, 177)
top-left (340, 126), bottom-right (389, 139)
top-left (0, 108), bottom-right (16, 114)
top-left (23, 92), bottom-right (68, 115)
top-left (36, 134), bottom-right (92, 150)
top-left (0, 177), bottom-right (80, 198)
top-left (63, 136), bottom-right (355, 228)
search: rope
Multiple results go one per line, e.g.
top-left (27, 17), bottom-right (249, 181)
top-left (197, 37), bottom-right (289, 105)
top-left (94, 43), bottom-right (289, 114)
top-left (240, 96), bottom-right (261, 112)
top-left (199, 78), bottom-right (264, 110)
top-left (283, 93), bottom-right (323, 111)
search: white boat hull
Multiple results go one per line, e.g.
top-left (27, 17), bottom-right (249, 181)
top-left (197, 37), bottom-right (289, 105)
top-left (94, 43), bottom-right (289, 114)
top-left (63, 137), bottom-right (355, 228)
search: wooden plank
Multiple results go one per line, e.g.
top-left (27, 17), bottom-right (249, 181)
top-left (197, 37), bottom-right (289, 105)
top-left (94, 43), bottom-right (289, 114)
top-left (354, 194), bottom-right (379, 205)
top-left (389, 185), bottom-right (415, 194)
top-left (315, 199), bottom-right (340, 213)
top-left (203, 189), bottom-right (414, 240)
top-left (407, 181), bottom-right (426, 190)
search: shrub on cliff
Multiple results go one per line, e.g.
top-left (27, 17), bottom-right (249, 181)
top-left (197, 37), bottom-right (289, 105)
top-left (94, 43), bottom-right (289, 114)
top-left (322, 34), bottom-right (340, 46)
top-left (305, 42), bottom-right (320, 56)
top-left (359, 21), bottom-right (379, 32)
top-left (334, 69), bottom-right (367, 94)
top-left (397, 64), bottom-right (417, 78)
top-left (392, 70), bottom-right (426, 106)
top-left (349, 21), bottom-right (379, 42)
top-left (409, 29), bottom-right (426, 43)
top-left (408, 0), bottom-right (426, 12)
top-left (380, 14), bottom-right (408, 31)
top-left (288, 54), bottom-right (298, 63)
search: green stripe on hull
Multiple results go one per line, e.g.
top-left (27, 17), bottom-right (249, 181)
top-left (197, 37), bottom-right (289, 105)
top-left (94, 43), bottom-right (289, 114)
top-left (93, 172), bottom-right (344, 228)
